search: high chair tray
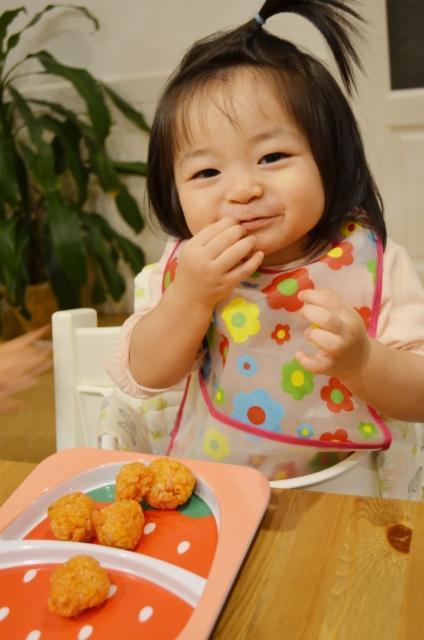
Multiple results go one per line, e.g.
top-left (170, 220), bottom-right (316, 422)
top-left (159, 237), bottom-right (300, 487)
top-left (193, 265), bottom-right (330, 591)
top-left (0, 448), bottom-right (270, 640)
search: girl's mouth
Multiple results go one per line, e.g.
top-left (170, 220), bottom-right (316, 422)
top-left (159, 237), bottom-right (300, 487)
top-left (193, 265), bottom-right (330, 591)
top-left (239, 215), bottom-right (279, 231)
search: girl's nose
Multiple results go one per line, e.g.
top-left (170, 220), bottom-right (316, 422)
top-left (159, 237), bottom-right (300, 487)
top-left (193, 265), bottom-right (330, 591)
top-left (226, 177), bottom-right (264, 203)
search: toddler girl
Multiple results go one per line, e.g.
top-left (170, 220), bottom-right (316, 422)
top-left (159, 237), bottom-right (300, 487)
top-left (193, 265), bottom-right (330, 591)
top-left (107, 0), bottom-right (424, 493)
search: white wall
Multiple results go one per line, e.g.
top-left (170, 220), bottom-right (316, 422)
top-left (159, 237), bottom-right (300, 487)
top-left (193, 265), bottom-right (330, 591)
top-left (9, 1), bottom-right (327, 77)
top-left (9, 1), bottom-right (418, 308)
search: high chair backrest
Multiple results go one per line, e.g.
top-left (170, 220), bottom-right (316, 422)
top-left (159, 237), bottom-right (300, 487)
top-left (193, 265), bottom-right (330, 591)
top-left (52, 308), bottom-right (120, 450)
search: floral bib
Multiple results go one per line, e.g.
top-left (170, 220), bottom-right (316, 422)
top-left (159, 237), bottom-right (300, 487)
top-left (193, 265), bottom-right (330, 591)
top-left (164, 222), bottom-right (392, 480)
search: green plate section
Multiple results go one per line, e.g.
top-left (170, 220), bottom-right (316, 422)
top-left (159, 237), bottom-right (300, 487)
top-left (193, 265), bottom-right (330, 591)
top-left (87, 485), bottom-right (212, 518)
top-left (87, 484), bottom-right (116, 502)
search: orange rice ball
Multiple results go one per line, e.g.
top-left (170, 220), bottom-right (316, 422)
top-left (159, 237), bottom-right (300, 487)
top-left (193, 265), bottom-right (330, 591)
top-left (115, 461), bottom-right (154, 501)
top-left (146, 458), bottom-right (196, 510)
top-left (92, 499), bottom-right (144, 550)
top-left (48, 555), bottom-right (110, 618)
top-left (48, 492), bottom-right (95, 542)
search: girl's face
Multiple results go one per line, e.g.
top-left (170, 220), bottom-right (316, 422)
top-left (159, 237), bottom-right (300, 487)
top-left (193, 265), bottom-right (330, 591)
top-left (173, 68), bottom-right (325, 266)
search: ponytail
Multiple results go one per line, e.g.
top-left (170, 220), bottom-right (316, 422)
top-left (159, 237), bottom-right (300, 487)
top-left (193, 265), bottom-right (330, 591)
top-left (256, 0), bottom-right (363, 94)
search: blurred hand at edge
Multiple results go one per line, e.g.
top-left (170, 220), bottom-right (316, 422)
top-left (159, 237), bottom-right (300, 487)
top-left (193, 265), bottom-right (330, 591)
top-left (0, 325), bottom-right (52, 414)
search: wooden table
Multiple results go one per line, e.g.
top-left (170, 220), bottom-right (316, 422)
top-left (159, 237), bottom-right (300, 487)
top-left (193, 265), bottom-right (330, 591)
top-left (213, 489), bottom-right (421, 640)
top-left (1, 460), bottom-right (422, 639)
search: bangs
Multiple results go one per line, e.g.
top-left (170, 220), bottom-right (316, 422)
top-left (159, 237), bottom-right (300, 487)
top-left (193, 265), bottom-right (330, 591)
top-left (168, 65), bottom-right (298, 159)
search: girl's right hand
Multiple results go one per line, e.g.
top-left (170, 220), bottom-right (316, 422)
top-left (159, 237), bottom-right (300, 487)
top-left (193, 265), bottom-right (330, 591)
top-left (172, 217), bottom-right (264, 311)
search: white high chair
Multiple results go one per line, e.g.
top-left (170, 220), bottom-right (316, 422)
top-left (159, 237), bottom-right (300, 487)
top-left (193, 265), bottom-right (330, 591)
top-left (52, 308), bottom-right (378, 496)
top-left (52, 308), bottom-right (120, 451)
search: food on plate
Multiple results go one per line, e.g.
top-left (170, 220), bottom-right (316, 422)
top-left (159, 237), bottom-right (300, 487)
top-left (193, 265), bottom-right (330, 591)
top-left (146, 458), bottom-right (196, 510)
top-left (46, 459), bottom-right (196, 554)
top-left (48, 555), bottom-right (110, 618)
top-left (48, 492), bottom-right (96, 542)
top-left (115, 461), bottom-right (154, 501)
top-left (92, 499), bottom-right (144, 550)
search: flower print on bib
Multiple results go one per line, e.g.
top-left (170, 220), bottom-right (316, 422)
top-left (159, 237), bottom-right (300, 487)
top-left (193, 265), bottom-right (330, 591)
top-left (164, 222), bottom-right (392, 480)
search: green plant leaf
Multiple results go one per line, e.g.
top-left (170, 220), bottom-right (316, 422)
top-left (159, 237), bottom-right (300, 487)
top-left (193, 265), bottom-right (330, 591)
top-left (91, 274), bottom-right (107, 304)
top-left (0, 216), bottom-right (29, 314)
top-left (40, 222), bottom-right (80, 309)
top-left (112, 234), bottom-right (145, 273)
top-left (102, 84), bottom-right (151, 133)
top-left (0, 134), bottom-right (21, 206)
top-left (46, 255), bottom-right (81, 309)
top-left (0, 8), bottom-right (26, 64)
top-left (0, 5), bottom-right (149, 315)
top-left (44, 191), bottom-right (87, 286)
top-left (87, 143), bottom-right (144, 233)
top-left (112, 160), bottom-right (148, 176)
top-left (87, 140), bottom-right (120, 191)
top-left (29, 97), bottom-right (96, 140)
top-left (18, 141), bottom-right (59, 192)
top-left (85, 221), bottom-right (125, 300)
top-left (0, 102), bottom-right (28, 208)
top-left (51, 133), bottom-right (66, 174)
top-left (115, 187), bottom-right (144, 233)
top-left (14, 151), bottom-right (30, 212)
top-left (40, 115), bottom-right (88, 204)
top-left (84, 211), bottom-right (145, 273)
top-left (8, 87), bottom-right (42, 145)
top-left (5, 5), bottom-right (98, 58)
top-left (30, 50), bottom-right (111, 142)
top-left (24, 4), bottom-right (98, 31)
top-left (10, 88), bottom-right (62, 192)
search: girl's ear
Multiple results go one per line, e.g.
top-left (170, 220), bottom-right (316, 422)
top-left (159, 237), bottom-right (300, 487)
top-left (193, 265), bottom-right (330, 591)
top-left (256, 0), bottom-right (364, 95)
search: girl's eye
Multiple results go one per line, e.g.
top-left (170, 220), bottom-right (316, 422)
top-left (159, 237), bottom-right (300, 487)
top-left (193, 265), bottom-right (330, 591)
top-left (192, 168), bottom-right (220, 179)
top-left (259, 152), bottom-right (288, 164)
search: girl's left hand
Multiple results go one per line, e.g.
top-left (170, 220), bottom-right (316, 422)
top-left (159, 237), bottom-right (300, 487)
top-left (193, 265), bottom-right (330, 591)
top-left (295, 288), bottom-right (371, 381)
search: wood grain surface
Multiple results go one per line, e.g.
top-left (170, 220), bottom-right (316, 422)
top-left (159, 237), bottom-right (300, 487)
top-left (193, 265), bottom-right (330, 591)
top-left (212, 489), bottom-right (421, 640)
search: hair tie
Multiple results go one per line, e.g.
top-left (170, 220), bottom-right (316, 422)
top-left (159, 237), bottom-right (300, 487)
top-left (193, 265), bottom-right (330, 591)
top-left (254, 13), bottom-right (265, 26)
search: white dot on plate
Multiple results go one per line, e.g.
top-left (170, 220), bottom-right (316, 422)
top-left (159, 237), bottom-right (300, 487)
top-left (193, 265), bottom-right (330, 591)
top-left (26, 631), bottom-right (41, 640)
top-left (177, 540), bottom-right (190, 555)
top-left (23, 569), bottom-right (38, 583)
top-left (78, 625), bottom-right (93, 640)
top-left (143, 522), bottom-right (156, 535)
top-left (139, 606), bottom-right (153, 623)
top-left (108, 584), bottom-right (118, 598)
top-left (0, 607), bottom-right (10, 621)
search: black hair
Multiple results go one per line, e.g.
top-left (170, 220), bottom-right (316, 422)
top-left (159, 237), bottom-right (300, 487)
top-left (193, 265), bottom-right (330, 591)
top-left (147, 0), bottom-right (386, 251)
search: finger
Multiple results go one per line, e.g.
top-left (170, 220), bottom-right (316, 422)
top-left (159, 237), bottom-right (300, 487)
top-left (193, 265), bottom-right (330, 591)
top-left (193, 217), bottom-right (237, 245)
top-left (0, 325), bottom-right (51, 354)
top-left (26, 324), bottom-right (51, 341)
top-left (295, 349), bottom-right (334, 375)
top-left (228, 250), bottom-right (264, 282)
top-left (301, 303), bottom-right (344, 334)
top-left (214, 235), bottom-right (257, 273)
top-left (0, 377), bottom-right (37, 396)
top-left (206, 223), bottom-right (246, 259)
top-left (299, 288), bottom-right (348, 311)
top-left (0, 399), bottom-right (22, 414)
top-left (305, 327), bottom-right (344, 354)
top-left (6, 344), bottom-right (51, 370)
top-left (0, 348), bottom-right (52, 382)
top-left (23, 356), bottom-right (52, 379)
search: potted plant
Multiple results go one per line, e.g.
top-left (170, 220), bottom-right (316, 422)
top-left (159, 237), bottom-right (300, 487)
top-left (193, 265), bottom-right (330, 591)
top-left (0, 4), bottom-right (150, 326)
